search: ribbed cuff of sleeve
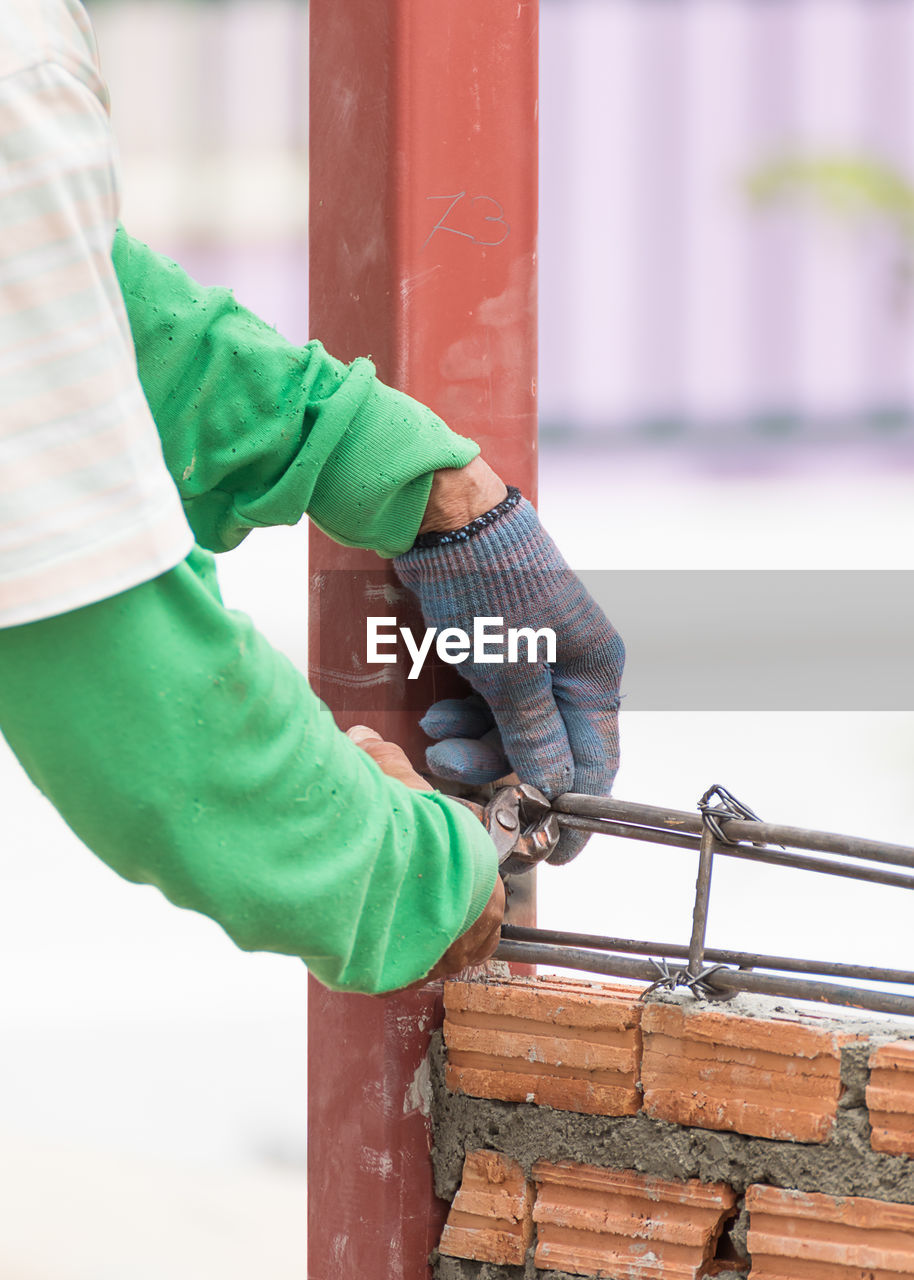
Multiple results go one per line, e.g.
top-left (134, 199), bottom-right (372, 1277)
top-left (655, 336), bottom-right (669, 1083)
top-left (306, 377), bottom-right (480, 557)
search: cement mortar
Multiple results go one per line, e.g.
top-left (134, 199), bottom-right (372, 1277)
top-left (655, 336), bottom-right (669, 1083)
top-left (435, 1258), bottom-right (746, 1280)
top-left (430, 1030), bottom-right (914, 1205)
top-left (839, 1041), bottom-right (874, 1110)
top-left (436, 1258), bottom-right (657, 1280)
top-left (436, 1257), bottom-right (524, 1280)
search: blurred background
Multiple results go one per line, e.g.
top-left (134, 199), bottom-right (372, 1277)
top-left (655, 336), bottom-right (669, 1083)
top-left (3, 1), bottom-right (914, 1276)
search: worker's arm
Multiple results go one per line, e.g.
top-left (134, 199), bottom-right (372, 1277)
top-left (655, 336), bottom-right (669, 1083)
top-left (112, 228), bottom-right (480, 558)
top-left (0, 549), bottom-right (499, 994)
top-left (0, 39), bottom-right (500, 993)
top-left (112, 234), bottom-right (624, 859)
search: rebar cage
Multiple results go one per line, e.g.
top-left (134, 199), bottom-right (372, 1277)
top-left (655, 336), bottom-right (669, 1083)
top-left (496, 785), bottom-right (914, 1018)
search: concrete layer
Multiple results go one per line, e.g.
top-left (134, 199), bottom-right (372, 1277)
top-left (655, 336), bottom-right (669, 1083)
top-left (437, 1257), bottom-right (607, 1280)
top-left (436, 1258), bottom-right (524, 1280)
top-left (435, 1259), bottom-right (747, 1280)
top-left (429, 1031), bottom-right (914, 1206)
top-left (726, 1202), bottom-right (750, 1260)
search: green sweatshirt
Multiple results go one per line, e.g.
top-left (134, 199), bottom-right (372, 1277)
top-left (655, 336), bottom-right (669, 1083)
top-left (0, 232), bottom-right (497, 994)
top-left (112, 229), bottom-right (480, 559)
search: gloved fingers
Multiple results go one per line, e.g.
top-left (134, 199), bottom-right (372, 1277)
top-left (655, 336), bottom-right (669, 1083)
top-left (547, 824), bottom-right (590, 866)
top-left (544, 709), bottom-right (606, 865)
top-left (486, 670), bottom-right (575, 800)
top-left (545, 690), bottom-right (621, 865)
top-left (425, 726), bottom-right (510, 785)
top-left (419, 694), bottom-right (494, 742)
top-left (419, 694), bottom-right (506, 785)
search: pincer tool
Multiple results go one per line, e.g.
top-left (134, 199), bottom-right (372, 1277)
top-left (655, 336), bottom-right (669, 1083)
top-left (456, 783), bottom-right (559, 877)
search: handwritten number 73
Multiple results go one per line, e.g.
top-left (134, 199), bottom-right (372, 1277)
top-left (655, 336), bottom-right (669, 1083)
top-left (423, 192), bottom-right (511, 249)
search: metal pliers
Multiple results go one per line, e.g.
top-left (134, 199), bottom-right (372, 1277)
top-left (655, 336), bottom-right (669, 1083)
top-left (456, 783), bottom-right (560, 876)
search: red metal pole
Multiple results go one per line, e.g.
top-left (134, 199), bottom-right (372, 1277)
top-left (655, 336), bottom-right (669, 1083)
top-left (307, 3), bottom-right (538, 1276)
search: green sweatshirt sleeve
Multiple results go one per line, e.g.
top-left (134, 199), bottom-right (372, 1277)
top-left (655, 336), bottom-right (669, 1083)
top-left (0, 551), bottom-right (498, 994)
top-left (112, 228), bottom-right (479, 557)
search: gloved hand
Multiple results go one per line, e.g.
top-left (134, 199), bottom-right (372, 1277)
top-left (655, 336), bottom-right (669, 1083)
top-left (394, 488), bottom-right (624, 864)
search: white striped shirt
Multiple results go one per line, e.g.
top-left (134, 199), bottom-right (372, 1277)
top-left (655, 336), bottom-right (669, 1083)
top-left (0, 0), bottom-right (193, 628)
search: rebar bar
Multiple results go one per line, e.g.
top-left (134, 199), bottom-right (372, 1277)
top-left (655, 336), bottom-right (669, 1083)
top-left (500, 924), bottom-right (914, 987)
top-left (688, 824), bottom-right (715, 974)
top-left (496, 940), bottom-right (661, 985)
top-left (553, 793), bottom-right (914, 870)
top-left (553, 814), bottom-right (914, 891)
top-left (495, 940), bottom-right (914, 1018)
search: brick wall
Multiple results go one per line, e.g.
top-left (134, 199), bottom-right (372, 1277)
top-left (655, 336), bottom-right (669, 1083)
top-left (430, 975), bottom-right (914, 1280)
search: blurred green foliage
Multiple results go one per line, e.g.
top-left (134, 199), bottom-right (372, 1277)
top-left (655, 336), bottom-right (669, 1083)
top-left (746, 155), bottom-right (914, 314)
top-left (746, 156), bottom-right (914, 239)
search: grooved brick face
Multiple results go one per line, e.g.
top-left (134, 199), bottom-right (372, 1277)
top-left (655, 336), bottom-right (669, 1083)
top-left (532, 1162), bottom-right (737, 1279)
top-left (866, 1040), bottom-right (914, 1156)
top-left (641, 1001), bottom-right (862, 1143)
top-left (438, 1153), bottom-right (738, 1277)
top-left (439, 1151), bottom-right (534, 1266)
top-left (443, 976), bottom-right (644, 1116)
top-left (746, 1184), bottom-right (914, 1278)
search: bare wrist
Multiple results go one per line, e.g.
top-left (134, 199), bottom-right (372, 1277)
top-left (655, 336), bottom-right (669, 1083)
top-left (419, 457), bottom-right (508, 535)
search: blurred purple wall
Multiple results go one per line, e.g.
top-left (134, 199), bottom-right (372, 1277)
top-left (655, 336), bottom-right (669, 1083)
top-left (539, 0), bottom-right (914, 445)
top-left (93, 0), bottom-right (914, 447)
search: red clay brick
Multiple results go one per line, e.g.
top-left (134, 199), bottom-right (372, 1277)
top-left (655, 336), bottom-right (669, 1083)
top-left (532, 1162), bottom-right (736, 1278)
top-left (867, 1040), bottom-right (914, 1156)
top-left (747, 1184), bottom-right (914, 1278)
top-left (438, 1150), bottom-right (534, 1266)
top-left (641, 1002), bottom-right (861, 1143)
top-left (444, 976), bottom-right (644, 1116)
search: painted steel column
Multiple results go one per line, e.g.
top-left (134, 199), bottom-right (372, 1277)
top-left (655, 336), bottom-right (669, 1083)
top-left (307, 3), bottom-right (538, 1277)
